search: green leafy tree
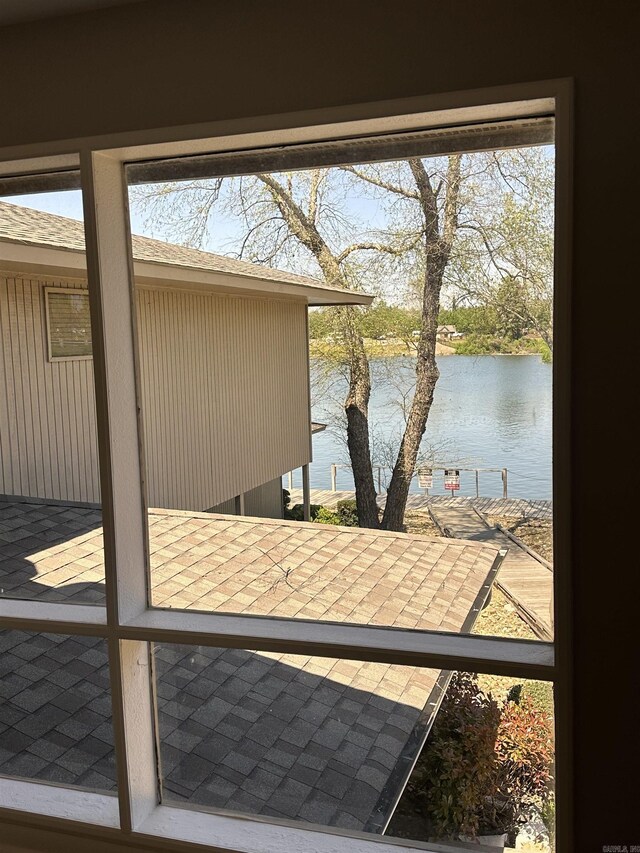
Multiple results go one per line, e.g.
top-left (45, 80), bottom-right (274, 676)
top-left (495, 277), bottom-right (529, 339)
top-left (445, 148), bottom-right (554, 349)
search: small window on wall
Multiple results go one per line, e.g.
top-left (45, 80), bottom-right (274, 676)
top-left (45, 287), bottom-right (92, 359)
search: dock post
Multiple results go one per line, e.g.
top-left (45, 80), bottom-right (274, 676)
top-left (302, 464), bottom-right (311, 521)
top-left (330, 464), bottom-right (337, 492)
top-left (377, 467), bottom-right (382, 494)
top-left (475, 469), bottom-right (480, 497)
top-left (502, 468), bottom-right (508, 498)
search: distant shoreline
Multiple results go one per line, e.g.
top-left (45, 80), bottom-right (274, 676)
top-left (309, 337), bottom-right (550, 360)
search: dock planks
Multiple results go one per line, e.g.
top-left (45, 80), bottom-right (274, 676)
top-left (428, 503), bottom-right (553, 640)
top-left (287, 489), bottom-right (552, 520)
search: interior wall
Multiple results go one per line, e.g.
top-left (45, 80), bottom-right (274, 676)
top-left (0, 1), bottom-right (637, 849)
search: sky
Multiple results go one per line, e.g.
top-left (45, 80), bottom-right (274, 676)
top-left (2, 181), bottom-right (398, 298)
top-left (2, 144), bottom-right (554, 309)
top-left (3, 184), bottom-right (385, 258)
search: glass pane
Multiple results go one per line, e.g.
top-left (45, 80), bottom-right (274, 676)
top-left (154, 644), bottom-right (555, 849)
top-left (126, 137), bottom-right (555, 643)
top-left (0, 189), bottom-right (105, 605)
top-left (0, 630), bottom-right (115, 791)
top-left (46, 289), bottom-right (92, 358)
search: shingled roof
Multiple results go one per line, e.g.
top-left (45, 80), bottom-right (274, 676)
top-left (0, 498), bottom-right (500, 832)
top-left (0, 200), bottom-right (371, 305)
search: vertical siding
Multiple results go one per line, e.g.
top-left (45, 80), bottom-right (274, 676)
top-left (209, 477), bottom-right (284, 519)
top-left (0, 276), bottom-right (100, 502)
top-left (0, 276), bottom-right (311, 510)
top-left (244, 477), bottom-right (284, 519)
top-left (136, 287), bottom-right (310, 510)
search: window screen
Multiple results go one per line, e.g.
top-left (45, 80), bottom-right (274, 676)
top-left (46, 289), bottom-right (92, 359)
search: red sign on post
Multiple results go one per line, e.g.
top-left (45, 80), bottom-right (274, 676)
top-left (444, 469), bottom-right (460, 491)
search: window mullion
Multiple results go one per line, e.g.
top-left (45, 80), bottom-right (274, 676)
top-left (80, 149), bottom-right (157, 831)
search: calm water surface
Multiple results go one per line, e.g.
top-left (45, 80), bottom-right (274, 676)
top-left (300, 355), bottom-right (552, 500)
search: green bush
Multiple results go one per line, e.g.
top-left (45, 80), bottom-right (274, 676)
top-left (408, 672), bottom-right (500, 840)
top-left (314, 506), bottom-right (341, 525)
top-left (451, 334), bottom-right (508, 355)
top-left (336, 498), bottom-right (359, 526)
top-left (284, 498), bottom-right (360, 526)
top-left (284, 503), bottom-right (325, 522)
top-left (407, 673), bottom-right (555, 842)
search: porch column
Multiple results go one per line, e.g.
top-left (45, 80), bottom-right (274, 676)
top-left (302, 464), bottom-right (311, 522)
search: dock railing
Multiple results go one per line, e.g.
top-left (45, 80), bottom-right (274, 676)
top-left (328, 463), bottom-right (509, 498)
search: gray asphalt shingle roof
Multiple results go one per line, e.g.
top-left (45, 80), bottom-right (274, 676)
top-left (0, 498), bottom-right (500, 831)
top-left (0, 200), bottom-right (368, 302)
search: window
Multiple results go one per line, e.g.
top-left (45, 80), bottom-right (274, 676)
top-left (45, 287), bottom-right (92, 360)
top-left (0, 81), bottom-right (571, 853)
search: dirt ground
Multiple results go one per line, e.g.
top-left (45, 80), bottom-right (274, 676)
top-left (404, 510), bottom-right (553, 564)
top-left (486, 514), bottom-right (553, 563)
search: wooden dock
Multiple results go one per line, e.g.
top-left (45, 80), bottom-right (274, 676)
top-left (428, 503), bottom-right (553, 640)
top-left (287, 489), bottom-right (552, 521)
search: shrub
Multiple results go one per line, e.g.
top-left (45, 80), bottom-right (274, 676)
top-left (406, 674), bottom-right (555, 842)
top-left (451, 334), bottom-right (506, 355)
top-left (314, 506), bottom-right (341, 525)
top-left (336, 498), bottom-right (359, 526)
top-left (408, 672), bottom-right (500, 840)
top-left (284, 502), bottom-right (324, 522)
top-left (493, 694), bottom-right (555, 815)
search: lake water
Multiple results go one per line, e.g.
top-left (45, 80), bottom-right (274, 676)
top-left (297, 354), bottom-right (552, 500)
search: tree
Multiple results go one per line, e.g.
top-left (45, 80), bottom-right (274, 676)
top-left (346, 157), bottom-right (461, 529)
top-left (495, 276), bottom-right (529, 339)
top-left (132, 147), bottom-right (551, 529)
top-left (445, 147), bottom-right (554, 349)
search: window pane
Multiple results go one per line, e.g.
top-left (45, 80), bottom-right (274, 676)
top-left (46, 289), bottom-right (92, 359)
top-left (0, 630), bottom-right (115, 791)
top-left (0, 190), bottom-right (105, 605)
top-left (126, 138), bottom-right (555, 644)
top-left (153, 644), bottom-right (554, 849)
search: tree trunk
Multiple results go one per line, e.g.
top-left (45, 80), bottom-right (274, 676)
top-left (256, 174), bottom-right (380, 526)
top-left (343, 317), bottom-right (379, 528)
top-left (381, 155), bottom-right (460, 531)
top-left (381, 253), bottom-right (445, 531)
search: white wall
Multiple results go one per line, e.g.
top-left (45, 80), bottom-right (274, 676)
top-left (0, 274), bottom-right (311, 509)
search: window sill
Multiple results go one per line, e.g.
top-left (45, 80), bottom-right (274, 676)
top-left (0, 780), bottom-right (492, 853)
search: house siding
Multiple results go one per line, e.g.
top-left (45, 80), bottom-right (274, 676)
top-left (209, 477), bottom-right (284, 519)
top-left (0, 276), bottom-right (100, 503)
top-left (0, 274), bottom-right (311, 509)
top-left (137, 286), bottom-right (310, 510)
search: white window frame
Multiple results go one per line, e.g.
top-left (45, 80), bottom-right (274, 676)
top-left (44, 285), bottom-right (93, 361)
top-left (0, 78), bottom-right (573, 853)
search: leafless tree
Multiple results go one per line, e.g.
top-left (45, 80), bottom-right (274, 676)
top-left (132, 148), bottom-right (550, 530)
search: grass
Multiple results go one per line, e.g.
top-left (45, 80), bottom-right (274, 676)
top-left (451, 334), bottom-right (551, 362)
top-left (309, 338), bottom-right (414, 358)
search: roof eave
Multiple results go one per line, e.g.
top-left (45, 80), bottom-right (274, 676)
top-left (0, 239), bottom-right (373, 306)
